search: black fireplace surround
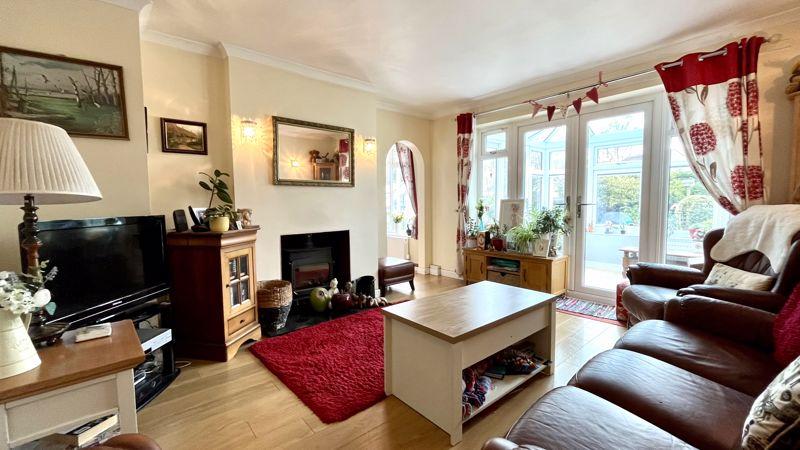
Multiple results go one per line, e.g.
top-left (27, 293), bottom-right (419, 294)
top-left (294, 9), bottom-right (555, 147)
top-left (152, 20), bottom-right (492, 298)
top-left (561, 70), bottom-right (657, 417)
top-left (280, 231), bottom-right (350, 300)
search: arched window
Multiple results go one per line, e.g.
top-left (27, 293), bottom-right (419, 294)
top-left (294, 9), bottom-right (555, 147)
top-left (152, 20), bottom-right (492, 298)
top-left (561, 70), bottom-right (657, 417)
top-left (386, 146), bottom-right (415, 236)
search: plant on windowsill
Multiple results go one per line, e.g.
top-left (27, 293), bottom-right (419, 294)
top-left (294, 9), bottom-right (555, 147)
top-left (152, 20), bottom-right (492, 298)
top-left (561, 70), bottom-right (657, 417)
top-left (487, 221), bottom-right (509, 251)
top-left (199, 169), bottom-right (236, 232)
top-left (464, 218), bottom-right (479, 249)
top-left (532, 206), bottom-right (571, 257)
top-left (507, 222), bottom-right (539, 255)
top-left (476, 199), bottom-right (487, 229)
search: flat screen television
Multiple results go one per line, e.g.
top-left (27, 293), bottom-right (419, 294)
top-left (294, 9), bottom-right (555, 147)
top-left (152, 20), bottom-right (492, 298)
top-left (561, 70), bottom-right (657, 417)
top-left (18, 215), bottom-right (170, 326)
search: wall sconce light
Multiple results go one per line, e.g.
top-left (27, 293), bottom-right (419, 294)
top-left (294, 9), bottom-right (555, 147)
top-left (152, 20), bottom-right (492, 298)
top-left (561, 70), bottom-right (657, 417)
top-left (363, 137), bottom-right (377, 155)
top-left (290, 159), bottom-right (300, 168)
top-left (241, 119), bottom-right (257, 142)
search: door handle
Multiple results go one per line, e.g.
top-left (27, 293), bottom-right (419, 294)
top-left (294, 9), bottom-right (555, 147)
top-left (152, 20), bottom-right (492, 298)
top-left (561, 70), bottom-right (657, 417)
top-left (576, 195), bottom-right (595, 219)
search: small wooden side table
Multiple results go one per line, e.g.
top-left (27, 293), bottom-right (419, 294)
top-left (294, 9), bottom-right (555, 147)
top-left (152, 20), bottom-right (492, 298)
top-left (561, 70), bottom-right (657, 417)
top-left (0, 320), bottom-right (144, 449)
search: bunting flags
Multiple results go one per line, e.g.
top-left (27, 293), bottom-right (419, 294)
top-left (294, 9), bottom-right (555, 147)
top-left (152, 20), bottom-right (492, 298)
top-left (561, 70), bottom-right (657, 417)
top-left (529, 72), bottom-right (607, 121)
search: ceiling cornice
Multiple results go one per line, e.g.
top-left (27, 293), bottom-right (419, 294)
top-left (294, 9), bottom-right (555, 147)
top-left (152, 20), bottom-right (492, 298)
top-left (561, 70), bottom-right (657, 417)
top-left (141, 30), bottom-right (221, 57)
top-left (219, 43), bottom-right (377, 94)
top-left (376, 99), bottom-right (435, 120)
top-left (96, 0), bottom-right (151, 12)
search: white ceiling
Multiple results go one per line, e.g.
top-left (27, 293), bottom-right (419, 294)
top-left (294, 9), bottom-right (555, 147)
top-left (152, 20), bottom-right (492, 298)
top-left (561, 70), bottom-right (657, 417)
top-left (141, 0), bottom-right (798, 115)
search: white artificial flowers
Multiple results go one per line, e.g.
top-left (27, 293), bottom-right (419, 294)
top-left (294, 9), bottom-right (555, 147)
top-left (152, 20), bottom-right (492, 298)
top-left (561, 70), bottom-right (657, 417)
top-left (0, 265), bottom-right (57, 316)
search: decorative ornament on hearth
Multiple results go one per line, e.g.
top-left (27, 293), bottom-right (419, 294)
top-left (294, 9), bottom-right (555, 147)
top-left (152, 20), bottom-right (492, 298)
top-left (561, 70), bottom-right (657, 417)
top-left (328, 278), bottom-right (339, 296)
top-left (786, 61), bottom-right (800, 96)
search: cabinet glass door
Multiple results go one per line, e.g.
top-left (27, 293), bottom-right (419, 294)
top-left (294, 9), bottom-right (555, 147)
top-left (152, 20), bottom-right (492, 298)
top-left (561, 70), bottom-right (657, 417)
top-left (226, 251), bottom-right (252, 309)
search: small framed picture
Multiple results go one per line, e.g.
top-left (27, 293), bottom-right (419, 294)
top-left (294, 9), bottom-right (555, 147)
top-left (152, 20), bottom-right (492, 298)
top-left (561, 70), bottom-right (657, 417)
top-left (499, 199), bottom-right (525, 230)
top-left (161, 118), bottom-right (208, 155)
top-left (188, 206), bottom-right (207, 226)
top-left (477, 231), bottom-right (491, 250)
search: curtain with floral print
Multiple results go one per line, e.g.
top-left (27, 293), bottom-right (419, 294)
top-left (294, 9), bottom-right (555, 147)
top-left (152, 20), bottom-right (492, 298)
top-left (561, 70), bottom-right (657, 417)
top-left (656, 37), bottom-right (767, 215)
top-left (456, 113), bottom-right (475, 274)
top-left (395, 141), bottom-right (418, 239)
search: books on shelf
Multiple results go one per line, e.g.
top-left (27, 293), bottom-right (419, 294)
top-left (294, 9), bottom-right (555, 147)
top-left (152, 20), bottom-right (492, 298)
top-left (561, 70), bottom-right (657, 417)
top-left (40, 414), bottom-right (118, 448)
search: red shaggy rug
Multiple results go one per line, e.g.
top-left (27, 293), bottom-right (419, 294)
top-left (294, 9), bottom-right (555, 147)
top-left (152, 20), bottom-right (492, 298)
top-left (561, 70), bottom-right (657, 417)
top-left (249, 309), bottom-right (385, 423)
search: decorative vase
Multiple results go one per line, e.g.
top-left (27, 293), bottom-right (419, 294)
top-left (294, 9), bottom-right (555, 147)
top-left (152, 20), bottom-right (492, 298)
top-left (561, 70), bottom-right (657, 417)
top-left (0, 310), bottom-right (41, 379)
top-left (465, 237), bottom-right (478, 249)
top-left (209, 216), bottom-right (230, 232)
top-left (532, 233), bottom-right (551, 257)
top-left (491, 237), bottom-right (505, 251)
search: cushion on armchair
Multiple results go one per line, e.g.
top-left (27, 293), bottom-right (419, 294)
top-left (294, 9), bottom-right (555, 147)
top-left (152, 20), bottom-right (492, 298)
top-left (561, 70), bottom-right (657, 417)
top-left (741, 355), bottom-right (800, 449)
top-left (704, 263), bottom-right (774, 291)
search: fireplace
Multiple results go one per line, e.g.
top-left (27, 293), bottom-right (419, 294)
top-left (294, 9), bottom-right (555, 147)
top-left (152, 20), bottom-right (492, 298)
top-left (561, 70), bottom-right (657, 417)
top-left (281, 231), bottom-right (350, 300)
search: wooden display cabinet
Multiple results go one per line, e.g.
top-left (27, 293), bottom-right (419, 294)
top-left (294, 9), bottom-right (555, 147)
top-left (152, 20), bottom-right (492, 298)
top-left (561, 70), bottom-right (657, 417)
top-left (167, 227), bottom-right (262, 362)
top-left (463, 248), bottom-right (568, 295)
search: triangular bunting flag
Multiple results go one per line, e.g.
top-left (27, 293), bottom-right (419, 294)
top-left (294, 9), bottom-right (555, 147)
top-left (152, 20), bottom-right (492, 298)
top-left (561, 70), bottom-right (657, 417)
top-left (531, 102), bottom-right (543, 118)
top-left (586, 87), bottom-right (599, 104)
top-left (572, 98), bottom-right (582, 114)
top-left (546, 105), bottom-right (556, 121)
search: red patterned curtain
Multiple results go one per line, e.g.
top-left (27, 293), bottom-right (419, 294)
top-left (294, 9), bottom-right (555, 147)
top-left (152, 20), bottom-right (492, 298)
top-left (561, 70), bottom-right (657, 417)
top-left (395, 142), bottom-right (418, 239)
top-left (656, 37), bottom-right (767, 215)
top-left (456, 113), bottom-right (475, 275)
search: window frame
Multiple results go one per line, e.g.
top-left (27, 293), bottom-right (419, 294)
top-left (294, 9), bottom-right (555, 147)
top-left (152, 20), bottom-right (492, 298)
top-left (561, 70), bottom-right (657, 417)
top-left (385, 146), bottom-right (415, 237)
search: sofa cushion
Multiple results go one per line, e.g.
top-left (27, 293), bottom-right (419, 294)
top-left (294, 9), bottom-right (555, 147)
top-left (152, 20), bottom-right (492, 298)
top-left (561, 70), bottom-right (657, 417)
top-left (621, 285), bottom-right (676, 323)
top-left (504, 386), bottom-right (691, 450)
top-left (615, 320), bottom-right (781, 396)
top-left (569, 349), bottom-right (754, 450)
top-left (742, 355), bottom-right (800, 449)
top-left (704, 263), bottom-right (774, 291)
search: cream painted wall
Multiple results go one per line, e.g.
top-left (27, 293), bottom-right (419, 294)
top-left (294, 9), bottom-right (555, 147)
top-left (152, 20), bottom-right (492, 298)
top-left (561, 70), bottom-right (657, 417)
top-left (428, 17), bottom-right (800, 275)
top-left (225, 55), bottom-right (379, 281)
top-left (141, 42), bottom-right (232, 229)
top-left (0, 0), bottom-right (149, 271)
top-left (377, 109), bottom-right (432, 269)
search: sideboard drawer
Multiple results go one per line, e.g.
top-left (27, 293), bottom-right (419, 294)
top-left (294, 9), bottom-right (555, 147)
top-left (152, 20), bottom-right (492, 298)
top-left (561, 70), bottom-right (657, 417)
top-left (487, 270), bottom-right (520, 287)
top-left (227, 308), bottom-right (256, 337)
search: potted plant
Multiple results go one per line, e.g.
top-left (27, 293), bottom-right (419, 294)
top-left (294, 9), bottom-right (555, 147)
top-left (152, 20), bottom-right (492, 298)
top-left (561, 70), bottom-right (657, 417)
top-left (507, 222), bottom-right (539, 254)
top-left (533, 206), bottom-right (571, 257)
top-left (205, 204), bottom-right (238, 232)
top-left (0, 262), bottom-right (57, 379)
top-left (199, 169), bottom-right (234, 232)
top-left (475, 199), bottom-right (487, 229)
top-left (487, 222), bottom-right (508, 251)
top-left (464, 218), bottom-right (479, 249)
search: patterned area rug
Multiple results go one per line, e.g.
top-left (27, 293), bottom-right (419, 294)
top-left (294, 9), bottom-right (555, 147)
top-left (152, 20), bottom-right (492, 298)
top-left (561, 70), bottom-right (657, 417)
top-left (556, 297), bottom-right (625, 326)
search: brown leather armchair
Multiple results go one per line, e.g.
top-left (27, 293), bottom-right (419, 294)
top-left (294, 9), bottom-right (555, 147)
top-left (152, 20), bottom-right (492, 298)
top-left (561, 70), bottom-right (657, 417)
top-left (622, 228), bottom-right (800, 325)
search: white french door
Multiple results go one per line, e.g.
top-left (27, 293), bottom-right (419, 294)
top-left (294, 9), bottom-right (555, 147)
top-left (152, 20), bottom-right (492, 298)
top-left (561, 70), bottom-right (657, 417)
top-left (476, 92), bottom-right (676, 302)
top-left (572, 102), bottom-right (656, 299)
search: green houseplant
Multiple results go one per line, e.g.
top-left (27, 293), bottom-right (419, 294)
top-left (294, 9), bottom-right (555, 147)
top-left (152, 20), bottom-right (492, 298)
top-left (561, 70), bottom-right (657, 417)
top-left (507, 223), bottom-right (539, 254)
top-left (199, 169), bottom-right (236, 232)
top-left (464, 218), bottom-right (479, 249)
top-left (533, 206), bottom-right (570, 257)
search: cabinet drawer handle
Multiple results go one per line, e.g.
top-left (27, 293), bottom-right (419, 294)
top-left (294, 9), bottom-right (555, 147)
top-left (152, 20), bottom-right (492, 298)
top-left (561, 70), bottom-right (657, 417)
top-left (239, 318), bottom-right (245, 324)
top-left (522, 268), bottom-right (527, 281)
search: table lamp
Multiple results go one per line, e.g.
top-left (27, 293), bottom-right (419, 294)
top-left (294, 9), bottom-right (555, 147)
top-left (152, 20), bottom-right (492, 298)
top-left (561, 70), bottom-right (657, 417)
top-left (0, 118), bottom-right (102, 326)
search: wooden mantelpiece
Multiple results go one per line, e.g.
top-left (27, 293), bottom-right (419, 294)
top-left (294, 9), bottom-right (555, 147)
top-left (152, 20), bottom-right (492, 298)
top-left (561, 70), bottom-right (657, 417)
top-left (167, 227), bottom-right (262, 362)
top-left (463, 248), bottom-right (568, 295)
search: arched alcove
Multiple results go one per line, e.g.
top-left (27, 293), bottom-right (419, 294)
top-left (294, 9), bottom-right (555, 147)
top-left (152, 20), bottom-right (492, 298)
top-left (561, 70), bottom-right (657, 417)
top-left (382, 140), bottom-right (427, 270)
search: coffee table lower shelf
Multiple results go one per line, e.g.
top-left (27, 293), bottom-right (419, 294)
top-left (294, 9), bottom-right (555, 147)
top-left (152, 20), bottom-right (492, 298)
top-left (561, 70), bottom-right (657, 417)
top-left (382, 285), bottom-right (556, 446)
top-left (462, 364), bottom-right (549, 423)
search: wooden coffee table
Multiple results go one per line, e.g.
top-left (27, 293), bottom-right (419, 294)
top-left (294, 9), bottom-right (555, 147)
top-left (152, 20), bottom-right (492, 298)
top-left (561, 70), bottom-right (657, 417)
top-left (381, 281), bottom-right (556, 445)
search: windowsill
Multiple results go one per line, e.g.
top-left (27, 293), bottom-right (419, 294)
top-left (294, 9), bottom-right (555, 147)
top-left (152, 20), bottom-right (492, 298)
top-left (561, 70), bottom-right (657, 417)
top-left (387, 234), bottom-right (410, 240)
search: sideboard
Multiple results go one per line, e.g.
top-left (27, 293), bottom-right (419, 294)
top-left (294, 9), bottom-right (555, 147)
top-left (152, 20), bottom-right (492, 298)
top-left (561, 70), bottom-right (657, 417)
top-left (463, 248), bottom-right (568, 295)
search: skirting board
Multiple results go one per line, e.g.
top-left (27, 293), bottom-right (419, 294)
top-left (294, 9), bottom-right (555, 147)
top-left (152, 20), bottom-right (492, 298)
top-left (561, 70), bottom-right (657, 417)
top-left (415, 266), bottom-right (430, 275)
top-left (439, 269), bottom-right (463, 280)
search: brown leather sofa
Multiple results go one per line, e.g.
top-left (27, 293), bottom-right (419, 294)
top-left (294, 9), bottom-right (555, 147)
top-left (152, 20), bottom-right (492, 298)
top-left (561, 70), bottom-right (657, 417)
top-left (483, 295), bottom-right (785, 450)
top-left (622, 228), bottom-right (800, 325)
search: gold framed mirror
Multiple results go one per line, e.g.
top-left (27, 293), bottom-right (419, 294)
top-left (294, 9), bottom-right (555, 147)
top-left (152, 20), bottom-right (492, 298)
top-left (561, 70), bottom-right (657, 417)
top-left (272, 116), bottom-right (355, 187)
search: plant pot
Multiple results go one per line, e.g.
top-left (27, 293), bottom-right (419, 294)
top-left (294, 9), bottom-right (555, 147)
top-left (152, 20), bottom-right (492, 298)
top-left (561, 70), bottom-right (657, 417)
top-left (0, 310), bottom-right (41, 380)
top-left (209, 216), bottom-right (230, 232)
top-left (465, 237), bottom-right (478, 249)
top-left (491, 237), bottom-right (505, 251)
top-left (532, 233), bottom-right (551, 257)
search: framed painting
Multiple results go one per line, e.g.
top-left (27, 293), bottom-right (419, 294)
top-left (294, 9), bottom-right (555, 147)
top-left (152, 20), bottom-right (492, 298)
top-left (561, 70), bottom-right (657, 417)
top-left (0, 46), bottom-right (128, 139)
top-left (161, 118), bottom-right (207, 155)
top-left (499, 199), bottom-right (525, 229)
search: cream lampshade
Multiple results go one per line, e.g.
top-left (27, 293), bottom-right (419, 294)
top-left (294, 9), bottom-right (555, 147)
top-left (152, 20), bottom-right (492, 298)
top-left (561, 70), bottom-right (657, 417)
top-left (0, 118), bottom-right (101, 378)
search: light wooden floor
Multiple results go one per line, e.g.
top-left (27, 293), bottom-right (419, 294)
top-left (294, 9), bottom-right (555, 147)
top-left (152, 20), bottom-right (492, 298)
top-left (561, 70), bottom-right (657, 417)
top-left (138, 275), bottom-right (626, 449)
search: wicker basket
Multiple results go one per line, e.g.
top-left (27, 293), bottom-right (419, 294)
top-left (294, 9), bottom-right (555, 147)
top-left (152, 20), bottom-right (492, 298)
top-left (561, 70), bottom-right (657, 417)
top-left (257, 280), bottom-right (292, 332)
